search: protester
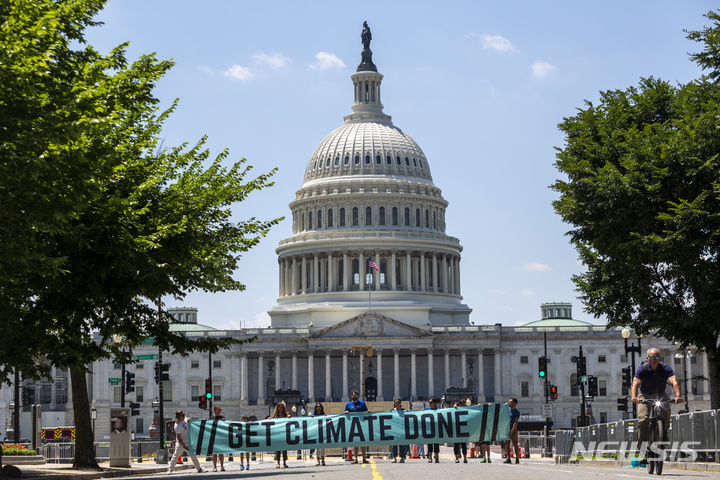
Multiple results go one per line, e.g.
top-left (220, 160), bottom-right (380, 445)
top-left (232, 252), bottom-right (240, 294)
top-left (168, 410), bottom-right (205, 474)
top-left (272, 402), bottom-right (292, 468)
top-left (425, 397), bottom-right (440, 463)
top-left (311, 403), bottom-right (327, 466)
top-left (239, 416), bottom-right (251, 470)
top-left (345, 390), bottom-right (370, 464)
top-left (452, 401), bottom-right (468, 463)
top-left (503, 397), bottom-right (520, 464)
top-left (390, 398), bottom-right (407, 463)
top-left (211, 405), bottom-right (225, 472)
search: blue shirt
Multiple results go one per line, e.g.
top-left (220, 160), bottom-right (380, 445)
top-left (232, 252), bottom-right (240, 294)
top-left (635, 362), bottom-right (675, 396)
top-left (345, 399), bottom-right (368, 412)
top-left (509, 407), bottom-right (520, 426)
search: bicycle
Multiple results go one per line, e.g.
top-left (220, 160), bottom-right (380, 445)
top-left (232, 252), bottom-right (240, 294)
top-left (638, 398), bottom-right (675, 475)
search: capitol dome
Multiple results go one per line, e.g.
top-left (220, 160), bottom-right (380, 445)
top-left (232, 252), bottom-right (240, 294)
top-left (269, 28), bottom-right (471, 328)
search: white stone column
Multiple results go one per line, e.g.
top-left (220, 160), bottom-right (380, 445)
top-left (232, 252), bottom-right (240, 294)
top-left (307, 351), bottom-right (314, 402)
top-left (410, 348), bottom-right (417, 399)
top-left (320, 257), bottom-right (326, 292)
top-left (342, 350), bottom-right (349, 402)
top-left (448, 256), bottom-right (454, 295)
top-left (291, 257), bottom-right (298, 295)
top-left (285, 260), bottom-right (291, 296)
top-left (343, 251), bottom-right (350, 291)
top-left (461, 349), bottom-right (467, 388)
top-left (442, 255), bottom-right (448, 293)
top-left (275, 352), bottom-right (282, 392)
top-left (240, 353), bottom-right (248, 403)
top-left (359, 251), bottom-right (365, 291)
top-left (477, 351), bottom-right (485, 403)
top-left (390, 251), bottom-right (397, 291)
top-left (301, 256), bottom-right (307, 294)
top-left (456, 259), bottom-right (461, 296)
top-left (328, 253), bottom-right (335, 292)
top-left (279, 260), bottom-right (285, 297)
top-left (420, 252), bottom-right (426, 291)
top-left (393, 348), bottom-right (400, 399)
top-left (444, 349), bottom-right (451, 390)
top-left (313, 254), bottom-right (319, 293)
top-left (432, 254), bottom-right (439, 293)
top-left (292, 352), bottom-right (298, 390)
top-left (428, 348), bottom-right (435, 398)
top-left (257, 353), bottom-right (265, 405)
top-left (325, 350), bottom-right (332, 400)
top-left (374, 249), bottom-right (381, 290)
top-left (405, 251), bottom-right (412, 290)
top-left (359, 350), bottom-right (365, 399)
top-left (494, 349), bottom-right (502, 402)
top-left (376, 349), bottom-right (384, 401)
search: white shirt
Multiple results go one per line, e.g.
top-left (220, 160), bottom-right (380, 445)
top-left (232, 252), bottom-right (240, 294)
top-left (174, 418), bottom-right (189, 444)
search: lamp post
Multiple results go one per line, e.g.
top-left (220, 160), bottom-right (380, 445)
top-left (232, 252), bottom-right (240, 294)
top-left (621, 327), bottom-right (642, 418)
top-left (91, 399), bottom-right (97, 443)
top-left (674, 349), bottom-right (691, 413)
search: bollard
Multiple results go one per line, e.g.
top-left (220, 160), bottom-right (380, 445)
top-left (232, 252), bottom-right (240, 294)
top-left (228, 453), bottom-right (233, 462)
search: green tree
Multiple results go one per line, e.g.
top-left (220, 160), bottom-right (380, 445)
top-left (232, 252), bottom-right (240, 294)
top-left (0, 0), bottom-right (281, 468)
top-left (552, 11), bottom-right (720, 408)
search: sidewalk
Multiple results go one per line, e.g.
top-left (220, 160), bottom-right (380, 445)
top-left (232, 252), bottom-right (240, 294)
top-left (8, 461), bottom-right (195, 480)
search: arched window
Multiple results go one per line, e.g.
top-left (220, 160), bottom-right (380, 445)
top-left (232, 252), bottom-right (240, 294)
top-left (380, 258), bottom-right (387, 285)
top-left (433, 211), bottom-right (436, 230)
top-left (386, 155), bottom-right (392, 164)
top-left (365, 155), bottom-right (371, 165)
top-left (340, 208), bottom-right (346, 227)
top-left (395, 258), bottom-right (401, 286)
top-left (404, 208), bottom-right (410, 226)
top-left (405, 157), bottom-right (410, 166)
top-left (413, 158), bottom-right (417, 167)
top-left (376, 155), bottom-right (381, 164)
top-left (392, 207), bottom-right (398, 226)
top-left (344, 155), bottom-right (349, 165)
top-left (396, 156), bottom-right (401, 165)
top-left (328, 208), bottom-right (334, 227)
top-left (309, 211), bottom-right (313, 230)
top-left (334, 157), bottom-right (339, 166)
top-left (352, 207), bottom-right (359, 226)
top-left (352, 259), bottom-right (359, 285)
top-left (365, 206), bottom-right (372, 226)
top-left (570, 374), bottom-right (579, 397)
top-left (415, 208), bottom-right (420, 227)
top-left (317, 209), bottom-right (322, 229)
top-left (326, 158), bottom-right (330, 167)
top-left (338, 259), bottom-right (344, 288)
top-left (379, 207), bottom-right (385, 226)
top-left (354, 155), bottom-right (360, 165)
top-left (425, 209), bottom-right (429, 228)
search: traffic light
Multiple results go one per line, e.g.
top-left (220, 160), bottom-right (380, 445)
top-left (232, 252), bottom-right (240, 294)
top-left (617, 397), bottom-right (629, 412)
top-left (154, 362), bottom-right (170, 384)
top-left (125, 371), bottom-right (136, 394)
top-left (622, 366), bottom-right (632, 389)
top-left (129, 402), bottom-right (140, 416)
top-left (576, 355), bottom-right (586, 377)
top-left (587, 375), bottom-right (598, 397)
top-left (551, 385), bottom-right (558, 401)
top-left (21, 387), bottom-right (30, 406)
top-left (199, 394), bottom-right (207, 410)
top-left (538, 356), bottom-right (547, 378)
top-left (205, 378), bottom-right (212, 401)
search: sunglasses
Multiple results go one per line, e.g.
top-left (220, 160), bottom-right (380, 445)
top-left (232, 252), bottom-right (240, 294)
top-left (429, 401), bottom-right (436, 404)
top-left (649, 356), bottom-right (660, 360)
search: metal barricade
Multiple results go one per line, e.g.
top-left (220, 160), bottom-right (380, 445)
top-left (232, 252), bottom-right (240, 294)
top-left (691, 410), bottom-right (716, 462)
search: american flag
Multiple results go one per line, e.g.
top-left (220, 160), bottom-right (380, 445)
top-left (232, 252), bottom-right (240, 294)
top-left (368, 256), bottom-right (380, 272)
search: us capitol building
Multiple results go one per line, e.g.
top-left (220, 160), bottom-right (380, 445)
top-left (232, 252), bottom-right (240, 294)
top-left (1, 26), bottom-right (710, 441)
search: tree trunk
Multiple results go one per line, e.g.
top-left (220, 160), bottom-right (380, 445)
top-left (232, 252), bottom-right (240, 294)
top-left (70, 367), bottom-right (100, 469)
top-left (707, 344), bottom-right (719, 410)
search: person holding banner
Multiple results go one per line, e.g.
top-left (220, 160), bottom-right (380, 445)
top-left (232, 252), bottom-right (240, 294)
top-left (503, 397), bottom-right (521, 464)
top-left (345, 390), bottom-right (370, 464)
top-left (272, 402), bottom-right (292, 468)
top-left (424, 397), bottom-right (441, 463)
top-left (311, 403), bottom-right (327, 466)
top-left (168, 410), bottom-right (205, 474)
top-left (390, 398), bottom-right (408, 463)
top-left (211, 405), bottom-right (225, 472)
top-left (452, 401), bottom-right (468, 463)
top-left (239, 416), bottom-right (251, 470)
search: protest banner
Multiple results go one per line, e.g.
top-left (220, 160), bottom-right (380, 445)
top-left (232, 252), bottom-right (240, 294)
top-left (188, 404), bottom-right (509, 455)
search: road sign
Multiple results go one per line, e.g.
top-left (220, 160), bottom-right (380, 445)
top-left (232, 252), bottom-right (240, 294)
top-left (133, 354), bottom-right (158, 361)
top-left (109, 377), bottom-right (121, 385)
top-left (542, 403), bottom-right (553, 418)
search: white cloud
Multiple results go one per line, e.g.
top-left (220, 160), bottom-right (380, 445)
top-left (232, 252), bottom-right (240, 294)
top-left (222, 64), bottom-right (254, 81)
top-left (253, 52), bottom-right (290, 69)
top-left (531, 60), bottom-right (557, 79)
top-left (196, 65), bottom-right (213, 75)
top-left (481, 34), bottom-right (515, 52)
top-left (309, 52), bottom-right (346, 71)
top-left (522, 262), bottom-right (550, 272)
top-left (521, 288), bottom-right (535, 296)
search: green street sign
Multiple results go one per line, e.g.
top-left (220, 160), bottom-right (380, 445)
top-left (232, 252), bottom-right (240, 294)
top-left (109, 377), bottom-right (121, 385)
top-left (133, 354), bottom-right (158, 361)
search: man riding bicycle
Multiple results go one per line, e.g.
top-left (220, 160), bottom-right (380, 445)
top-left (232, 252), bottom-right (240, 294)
top-left (631, 347), bottom-right (683, 465)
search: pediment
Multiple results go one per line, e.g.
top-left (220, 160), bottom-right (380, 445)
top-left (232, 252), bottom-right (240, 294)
top-left (309, 311), bottom-right (432, 339)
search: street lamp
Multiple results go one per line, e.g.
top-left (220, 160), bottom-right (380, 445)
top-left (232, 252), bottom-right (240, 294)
top-left (621, 327), bottom-right (642, 418)
top-left (91, 399), bottom-right (97, 443)
top-left (674, 349), bottom-right (691, 413)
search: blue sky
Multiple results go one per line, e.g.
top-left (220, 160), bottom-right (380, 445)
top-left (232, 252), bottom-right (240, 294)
top-left (87, 1), bottom-right (714, 329)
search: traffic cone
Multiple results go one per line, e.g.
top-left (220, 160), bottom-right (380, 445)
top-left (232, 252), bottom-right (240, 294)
top-left (470, 446), bottom-right (475, 458)
top-left (412, 445), bottom-right (419, 459)
top-left (347, 448), bottom-right (353, 461)
top-left (177, 456), bottom-right (183, 464)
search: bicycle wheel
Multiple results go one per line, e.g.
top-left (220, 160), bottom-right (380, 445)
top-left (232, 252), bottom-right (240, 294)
top-left (655, 419), bottom-right (664, 475)
top-left (647, 420), bottom-right (657, 475)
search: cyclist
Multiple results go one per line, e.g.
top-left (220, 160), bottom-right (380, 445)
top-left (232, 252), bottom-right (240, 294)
top-left (631, 347), bottom-right (683, 465)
